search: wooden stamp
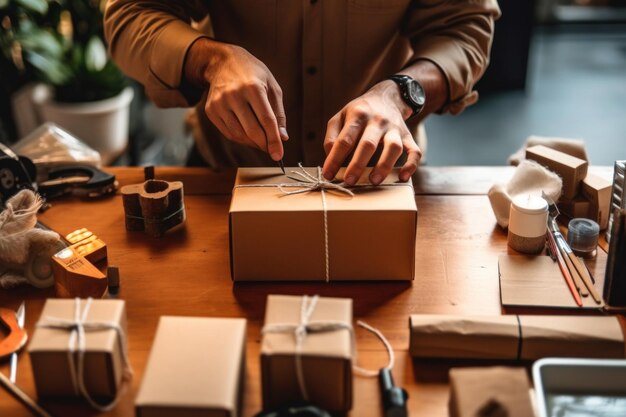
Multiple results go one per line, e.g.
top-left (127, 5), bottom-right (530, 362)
top-left (120, 167), bottom-right (185, 238)
top-left (52, 247), bottom-right (107, 298)
top-left (65, 228), bottom-right (107, 264)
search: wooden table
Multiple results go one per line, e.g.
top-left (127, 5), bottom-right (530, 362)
top-left (0, 166), bottom-right (614, 417)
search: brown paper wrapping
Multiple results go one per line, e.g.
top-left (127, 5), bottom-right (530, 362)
top-left (409, 314), bottom-right (625, 360)
top-left (261, 295), bottom-right (353, 412)
top-left (28, 299), bottom-right (127, 398)
top-left (135, 316), bottom-right (247, 417)
top-left (449, 367), bottom-right (534, 417)
top-left (229, 167), bottom-right (417, 281)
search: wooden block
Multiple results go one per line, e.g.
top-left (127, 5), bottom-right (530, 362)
top-left (526, 145), bottom-right (588, 200)
top-left (65, 228), bottom-right (107, 264)
top-left (558, 195), bottom-right (591, 220)
top-left (582, 173), bottom-right (612, 230)
top-left (121, 179), bottom-right (185, 238)
top-left (52, 247), bottom-right (107, 298)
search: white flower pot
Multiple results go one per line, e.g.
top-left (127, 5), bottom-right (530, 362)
top-left (31, 84), bottom-right (134, 164)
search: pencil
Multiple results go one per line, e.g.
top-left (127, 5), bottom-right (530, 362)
top-left (546, 230), bottom-right (583, 307)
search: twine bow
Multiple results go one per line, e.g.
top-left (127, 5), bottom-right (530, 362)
top-left (278, 164), bottom-right (354, 197)
top-left (36, 298), bottom-right (132, 412)
top-left (261, 295), bottom-right (395, 402)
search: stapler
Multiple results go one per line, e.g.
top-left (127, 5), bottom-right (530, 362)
top-left (38, 165), bottom-right (118, 199)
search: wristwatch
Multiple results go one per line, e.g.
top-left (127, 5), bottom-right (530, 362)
top-left (387, 74), bottom-right (426, 119)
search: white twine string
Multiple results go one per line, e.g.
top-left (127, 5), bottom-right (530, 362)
top-left (261, 295), bottom-right (394, 402)
top-left (234, 164), bottom-right (413, 282)
top-left (36, 298), bottom-right (133, 412)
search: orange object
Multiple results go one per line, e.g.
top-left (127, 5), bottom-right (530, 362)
top-left (52, 247), bottom-right (107, 298)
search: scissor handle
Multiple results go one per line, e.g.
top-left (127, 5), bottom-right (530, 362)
top-left (0, 308), bottom-right (28, 359)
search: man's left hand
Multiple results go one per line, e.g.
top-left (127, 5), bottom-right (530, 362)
top-left (322, 80), bottom-right (421, 186)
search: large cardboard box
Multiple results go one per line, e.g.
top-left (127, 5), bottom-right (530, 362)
top-left (526, 145), bottom-right (588, 200)
top-left (261, 295), bottom-right (353, 412)
top-left (229, 167), bottom-right (417, 281)
top-left (136, 316), bottom-right (247, 417)
top-left (29, 299), bottom-right (127, 399)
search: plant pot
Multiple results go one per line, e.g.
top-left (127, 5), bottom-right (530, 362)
top-left (32, 84), bottom-right (134, 164)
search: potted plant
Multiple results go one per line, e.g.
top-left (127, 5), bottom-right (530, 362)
top-left (0, 0), bottom-right (133, 163)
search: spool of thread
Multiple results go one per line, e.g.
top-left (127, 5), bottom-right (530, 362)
top-left (568, 218), bottom-right (599, 258)
top-left (508, 195), bottom-right (549, 254)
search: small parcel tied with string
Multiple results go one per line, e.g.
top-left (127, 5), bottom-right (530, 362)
top-left (260, 295), bottom-right (396, 413)
top-left (28, 298), bottom-right (132, 411)
top-left (229, 165), bottom-right (417, 281)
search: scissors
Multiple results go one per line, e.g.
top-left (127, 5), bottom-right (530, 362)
top-left (0, 302), bottom-right (27, 375)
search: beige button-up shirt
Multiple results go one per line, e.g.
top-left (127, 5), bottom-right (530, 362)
top-left (105, 0), bottom-right (500, 168)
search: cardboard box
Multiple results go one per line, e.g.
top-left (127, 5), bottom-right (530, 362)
top-left (449, 367), bottom-right (534, 417)
top-left (29, 299), bottom-right (127, 399)
top-left (229, 167), bottom-right (417, 281)
top-left (261, 295), bottom-right (353, 412)
top-left (582, 173), bottom-right (612, 230)
top-left (526, 145), bottom-right (588, 200)
top-left (409, 314), bottom-right (625, 360)
top-left (558, 195), bottom-right (591, 220)
top-left (136, 316), bottom-right (246, 417)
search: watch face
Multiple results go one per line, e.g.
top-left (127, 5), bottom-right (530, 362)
top-left (407, 80), bottom-right (426, 106)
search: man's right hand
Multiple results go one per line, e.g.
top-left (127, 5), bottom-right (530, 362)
top-left (184, 38), bottom-right (287, 161)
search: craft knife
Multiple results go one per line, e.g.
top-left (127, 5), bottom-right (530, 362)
top-left (277, 159), bottom-right (285, 175)
top-left (9, 301), bottom-right (25, 383)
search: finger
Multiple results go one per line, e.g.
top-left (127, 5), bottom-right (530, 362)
top-left (344, 123), bottom-right (385, 186)
top-left (247, 85), bottom-right (283, 160)
top-left (230, 98), bottom-right (267, 151)
top-left (322, 114), bottom-right (366, 181)
top-left (370, 129), bottom-right (403, 185)
top-left (268, 80), bottom-right (289, 142)
top-left (221, 110), bottom-right (257, 148)
top-left (399, 133), bottom-right (422, 182)
top-left (323, 114), bottom-right (343, 156)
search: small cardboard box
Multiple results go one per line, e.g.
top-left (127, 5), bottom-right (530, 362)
top-left (449, 367), bottom-right (534, 417)
top-left (136, 316), bottom-right (247, 417)
top-left (526, 145), bottom-right (588, 200)
top-left (229, 167), bottom-right (417, 281)
top-left (558, 195), bottom-right (591, 220)
top-left (261, 295), bottom-right (353, 412)
top-left (29, 299), bottom-right (127, 399)
top-left (582, 173), bottom-right (612, 230)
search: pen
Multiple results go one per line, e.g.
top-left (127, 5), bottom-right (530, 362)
top-left (277, 159), bottom-right (285, 175)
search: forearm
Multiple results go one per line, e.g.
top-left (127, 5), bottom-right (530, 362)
top-left (183, 37), bottom-right (231, 89)
top-left (104, 0), bottom-right (207, 107)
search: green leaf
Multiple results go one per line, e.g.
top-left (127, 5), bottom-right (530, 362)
top-left (15, 0), bottom-right (48, 14)
top-left (85, 35), bottom-right (106, 72)
top-left (25, 50), bottom-right (72, 85)
top-left (16, 28), bottom-right (64, 58)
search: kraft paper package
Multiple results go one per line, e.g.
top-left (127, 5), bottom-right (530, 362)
top-left (449, 367), bottom-right (535, 417)
top-left (409, 314), bottom-right (624, 360)
top-left (261, 295), bottom-right (353, 412)
top-left (229, 167), bottom-right (417, 281)
top-left (29, 299), bottom-right (129, 400)
top-left (135, 316), bottom-right (247, 417)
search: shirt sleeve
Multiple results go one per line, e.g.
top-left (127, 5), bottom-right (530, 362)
top-left (403, 0), bottom-right (501, 115)
top-left (104, 0), bottom-right (209, 107)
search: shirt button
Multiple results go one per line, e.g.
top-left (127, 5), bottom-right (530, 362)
top-left (306, 66), bottom-right (318, 76)
top-left (306, 131), bottom-right (316, 141)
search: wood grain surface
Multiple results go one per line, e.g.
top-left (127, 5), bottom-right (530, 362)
top-left (0, 166), bottom-right (616, 417)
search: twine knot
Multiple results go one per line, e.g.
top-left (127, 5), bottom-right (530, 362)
top-left (279, 164), bottom-right (354, 197)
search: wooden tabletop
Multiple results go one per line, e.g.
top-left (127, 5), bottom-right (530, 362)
top-left (0, 166), bottom-right (614, 417)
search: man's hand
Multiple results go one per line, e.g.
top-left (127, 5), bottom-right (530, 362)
top-left (322, 80), bottom-right (421, 186)
top-left (184, 38), bottom-right (287, 161)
